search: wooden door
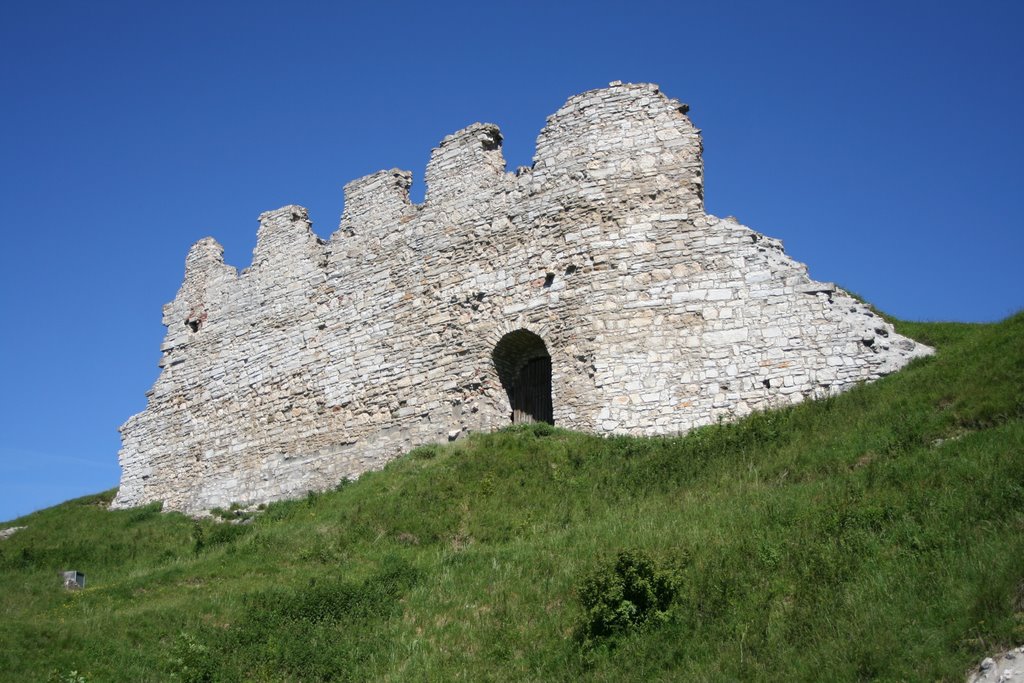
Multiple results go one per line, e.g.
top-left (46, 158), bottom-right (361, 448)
top-left (512, 356), bottom-right (553, 425)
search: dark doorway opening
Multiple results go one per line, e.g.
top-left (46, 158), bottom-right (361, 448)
top-left (492, 329), bottom-right (553, 425)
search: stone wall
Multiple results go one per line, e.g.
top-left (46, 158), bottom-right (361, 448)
top-left (113, 82), bottom-right (931, 514)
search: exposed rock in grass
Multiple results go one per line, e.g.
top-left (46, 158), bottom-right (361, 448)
top-left (969, 647), bottom-right (1024, 683)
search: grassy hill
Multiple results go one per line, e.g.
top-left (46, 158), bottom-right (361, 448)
top-left (2, 313), bottom-right (1022, 682)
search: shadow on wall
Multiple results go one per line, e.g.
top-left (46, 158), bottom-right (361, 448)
top-left (492, 329), bottom-right (553, 425)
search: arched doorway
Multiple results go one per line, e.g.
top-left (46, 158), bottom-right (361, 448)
top-left (492, 329), bottom-right (553, 425)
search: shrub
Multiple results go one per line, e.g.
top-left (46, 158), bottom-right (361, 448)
top-left (410, 444), bottom-right (442, 460)
top-left (530, 421), bottom-right (555, 437)
top-left (576, 550), bottom-right (681, 642)
top-left (166, 631), bottom-right (213, 683)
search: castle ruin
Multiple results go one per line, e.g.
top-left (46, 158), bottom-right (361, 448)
top-left (113, 82), bottom-right (931, 514)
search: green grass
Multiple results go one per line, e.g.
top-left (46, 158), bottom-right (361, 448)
top-left (2, 313), bottom-right (1022, 682)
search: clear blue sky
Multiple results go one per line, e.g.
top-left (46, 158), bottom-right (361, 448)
top-left (1, 1), bottom-right (1021, 522)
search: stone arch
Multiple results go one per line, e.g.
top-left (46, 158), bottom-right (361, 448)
top-left (492, 329), bottom-right (553, 425)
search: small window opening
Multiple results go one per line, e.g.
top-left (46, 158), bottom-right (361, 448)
top-left (762, 379), bottom-right (771, 389)
top-left (564, 264), bottom-right (578, 276)
top-left (543, 273), bottom-right (555, 288)
top-left (186, 319), bottom-right (200, 333)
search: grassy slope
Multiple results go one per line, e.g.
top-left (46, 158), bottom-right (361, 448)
top-left (1, 314), bottom-right (1022, 682)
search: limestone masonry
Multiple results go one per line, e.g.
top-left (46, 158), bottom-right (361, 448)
top-left (113, 82), bottom-right (931, 514)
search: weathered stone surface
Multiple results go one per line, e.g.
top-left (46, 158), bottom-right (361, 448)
top-left (969, 647), bottom-right (1024, 683)
top-left (113, 82), bottom-right (931, 514)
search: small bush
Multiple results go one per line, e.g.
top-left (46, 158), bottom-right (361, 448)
top-left (410, 444), bottom-right (442, 460)
top-left (166, 631), bottom-right (213, 683)
top-left (530, 421), bottom-right (555, 437)
top-left (577, 550), bottom-right (681, 642)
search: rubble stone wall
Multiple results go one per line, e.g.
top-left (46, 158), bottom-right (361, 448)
top-left (113, 82), bottom-right (931, 514)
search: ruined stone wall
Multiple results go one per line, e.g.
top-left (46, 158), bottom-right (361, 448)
top-left (113, 82), bottom-right (931, 514)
